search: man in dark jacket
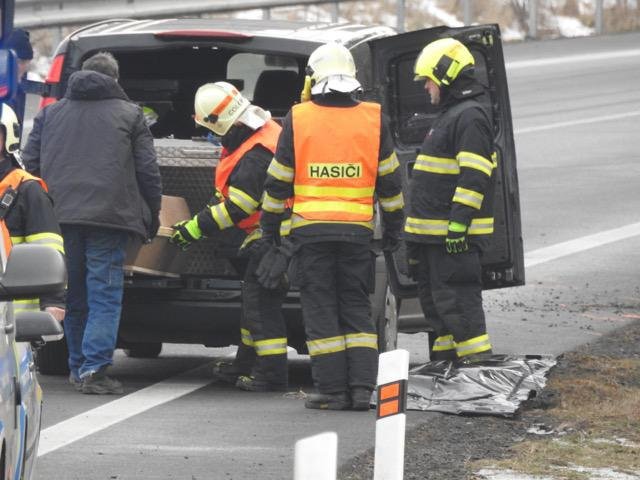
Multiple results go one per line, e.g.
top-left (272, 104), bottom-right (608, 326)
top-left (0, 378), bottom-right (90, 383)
top-left (22, 51), bottom-right (162, 394)
top-left (405, 38), bottom-right (495, 361)
top-left (5, 28), bottom-right (33, 130)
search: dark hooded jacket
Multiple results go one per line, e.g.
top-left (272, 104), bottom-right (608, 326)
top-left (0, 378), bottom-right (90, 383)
top-left (22, 70), bottom-right (162, 239)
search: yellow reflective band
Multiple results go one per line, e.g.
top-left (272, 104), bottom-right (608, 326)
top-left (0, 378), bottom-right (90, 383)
top-left (405, 217), bottom-right (494, 236)
top-left (457, 151), bottom-right (495, 177)
top-left (10, 236), bottom-right (25, 244)
top-left (24, 232), bottom-right (66, 253)
top-left (290, 214), bottom-right (374, 231)
top-left (379, 192), bottom-right (404, 212)
top-left (468, 217), bottom-right (494, 235)
top-left (13, 298), bottom-right (40, 313)
top-left (378, 152), bottom-right (400, 177)
top-left (414, 155), bottom-right (459, 175)
top-left (254, 337), bottom-right (288, 356)
top-left (345, 332), bottom-right (378, 350)
top-left (228, 186), bottom-right (259, 215)
top-left (295, 201), bottom-right (373, 216)
top-left (294, 185), bottom-right (375, 198)
top-left (241, 328), bottom-right (254, 347)
top-left (280, 218), bottom-right (292, 236)
top-left (432, 334), bottom-right (455, 352)
top-left (404, 217), bottom-right (448, 236)
top-left (210, 203), bottom-right (234, 230)
top-left (452, 187), bottom-right (484, 210)
top-left (267, 158), bottom-right (294, 183)
top-left (261, 192), bottom-right (286, 213)
top-left (456, 334), bottom-right (492, 357)
top-left (307, 335), bottom-right (346, 356)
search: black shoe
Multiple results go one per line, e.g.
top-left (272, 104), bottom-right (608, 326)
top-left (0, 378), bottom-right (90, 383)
top-left (235, 375), bottom-right (288, 392)
top-left (304, 392), bottom-right (351, 411)
top-left (69, 373), bottom-right (83, 392)
top-left (212, 361), bottom-right (250, 384)
top-left (81, 367), bottom-right (123, 395)
top-left (350, 387), bottom-right (373, 411)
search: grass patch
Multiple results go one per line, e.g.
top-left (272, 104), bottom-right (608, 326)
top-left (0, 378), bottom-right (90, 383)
top-left (472, 353), bottom-right (640, 479)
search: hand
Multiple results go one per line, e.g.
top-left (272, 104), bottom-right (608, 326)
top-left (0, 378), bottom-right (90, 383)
top-left (255, 245), bottom-right (290, 290)
top-left (170, 218), bottom-right (202, 250)
top-left (45, 306), bottom-right (65, 322)
top-left (382, 231), bottom-right (401, 253)
top-left (147, 213), bottom-right (160, 241)
top-left (445, 222), bottom-right (468, 254)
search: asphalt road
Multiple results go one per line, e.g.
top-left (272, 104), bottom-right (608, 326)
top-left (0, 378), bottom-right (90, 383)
top-left (28, 31), bottom-right (640, 479)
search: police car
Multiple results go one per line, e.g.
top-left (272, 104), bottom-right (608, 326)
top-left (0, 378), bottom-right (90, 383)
top-left (32, 18), bottom-right (524, 372)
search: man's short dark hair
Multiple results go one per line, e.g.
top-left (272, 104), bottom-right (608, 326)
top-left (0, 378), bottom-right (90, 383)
top-left (82, 51), bottom-right (119, 79)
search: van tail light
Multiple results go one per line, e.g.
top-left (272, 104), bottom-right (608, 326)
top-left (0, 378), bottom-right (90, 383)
top-left (38, 53), bottom-right (65, 110)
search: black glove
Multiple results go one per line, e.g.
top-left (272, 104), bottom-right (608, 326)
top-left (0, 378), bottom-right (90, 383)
top-left (382, 231), bottom-right (401, 253)
top-left (147, 213), bottom-right (160, 242)
top-left (445, 221), bottom-right (468, 254)
top-left (406, 241), bottom-right (421, 281)
top-left (255, 240), bottom-right (295, 290)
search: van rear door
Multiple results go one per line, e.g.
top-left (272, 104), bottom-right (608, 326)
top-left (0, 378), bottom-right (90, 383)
top-left (368, 24), bottom-right (524, 297)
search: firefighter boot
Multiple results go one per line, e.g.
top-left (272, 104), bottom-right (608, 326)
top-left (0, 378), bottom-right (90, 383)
top-left (304, 392), bottom-right (351, 411)
top-left (212, 344), bottom-right (256, 384)
top-left (350, 387), bottom-right (373, 411)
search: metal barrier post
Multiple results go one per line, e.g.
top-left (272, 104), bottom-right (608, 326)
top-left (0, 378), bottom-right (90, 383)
top-left (396, 0), bottom-right (405, 33)
top-left (462, 0), bottom-right (472, 25)
top-left (294, 432), bottom-right (338, 480)
top-left (595, 0), bottom-right (604, 35)
top-left (331, 0), bottom-right (339, 22)
top-left (528, 0), bottom-right (538, 39)
top-left (373, 349), bottom-right (410, 480)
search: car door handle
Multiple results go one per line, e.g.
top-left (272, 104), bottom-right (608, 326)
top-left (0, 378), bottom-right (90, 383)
top-left (4, 323), bottom-right (14, 334)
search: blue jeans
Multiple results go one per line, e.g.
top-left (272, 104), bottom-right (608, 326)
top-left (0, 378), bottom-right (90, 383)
top-left (61, 225), bottom-right (129, 379)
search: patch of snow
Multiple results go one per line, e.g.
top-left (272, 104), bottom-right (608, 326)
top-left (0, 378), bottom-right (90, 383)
top-left (502, 24), bottom-right (526, 42)
top-left (564, 466), bottom-right (640, 479)
top-left (232, 9), bottom-right (264, 20)
top-left (593, 437), bottom-right (640, 449)
top-left (553, 15), bottom-right (594, 37)
top-left (417, 0), bottom-right (463, 27)
top-left (527, 423), bottom-right (555, 435)
top-left (476, 468), bottom-right (554, 480)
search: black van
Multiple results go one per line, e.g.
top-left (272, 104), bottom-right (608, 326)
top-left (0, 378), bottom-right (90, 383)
top-left (32, 18), bottom-right (524, 373)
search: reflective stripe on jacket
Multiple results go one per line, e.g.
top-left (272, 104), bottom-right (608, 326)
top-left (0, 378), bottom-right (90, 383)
top-left (214, 119), bottom-right (281, 233)
top-left (290, 102), bottom-right (380, 226)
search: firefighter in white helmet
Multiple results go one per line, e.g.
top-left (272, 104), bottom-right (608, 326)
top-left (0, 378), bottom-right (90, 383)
top-left (261, 43), bottom-right (404, 411)
top-left (0, 103), bottom-right (66, 322)
top-left (406, 38), bottom-right (496, 362)
top-left (170, 81), bottom-right (290, 392)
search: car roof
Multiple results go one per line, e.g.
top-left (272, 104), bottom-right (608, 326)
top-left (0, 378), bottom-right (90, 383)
top-left (72, 18), bottom-right (395, 48)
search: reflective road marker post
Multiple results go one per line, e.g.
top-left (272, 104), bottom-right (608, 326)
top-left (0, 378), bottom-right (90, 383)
top-left (373, 349), bottom-right (410, 480)
top-left (294, 431), bottom-right (338, 480)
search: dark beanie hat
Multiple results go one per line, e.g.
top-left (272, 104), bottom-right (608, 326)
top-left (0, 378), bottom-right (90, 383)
top-left (7, 29), bottom-right (33, 60)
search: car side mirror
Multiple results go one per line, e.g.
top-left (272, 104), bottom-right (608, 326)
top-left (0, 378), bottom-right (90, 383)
top-left (0, 244), bottom-right (67, 300)
top-left (15, 310), bottom-right (64, 343)
top-left (0, 48), bottom-right (19, 101)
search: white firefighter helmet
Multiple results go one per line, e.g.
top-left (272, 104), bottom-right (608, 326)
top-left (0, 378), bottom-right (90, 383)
top-left (194, 82), bottom-right (250, 136)
top-left (306, 42), bottom-right (361, 95)
top-left (0, 103), bottom-right (21, 154)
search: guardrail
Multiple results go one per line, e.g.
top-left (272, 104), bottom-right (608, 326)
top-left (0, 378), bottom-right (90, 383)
top-left (15, 0), bottom-right (361, 29)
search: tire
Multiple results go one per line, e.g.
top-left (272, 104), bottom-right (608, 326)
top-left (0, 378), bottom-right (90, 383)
top-left (375, 276), bottom-right (400, 353)
top-left (35, 338), bottom-right (69, 375)
top-left (123, 342), bottom-right (162, 358)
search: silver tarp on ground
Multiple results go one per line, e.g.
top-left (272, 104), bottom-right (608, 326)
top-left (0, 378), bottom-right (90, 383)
top-left (404, 355), bottom-right (557, 417)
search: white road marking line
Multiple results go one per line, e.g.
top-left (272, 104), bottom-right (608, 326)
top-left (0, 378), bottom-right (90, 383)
top-left (506, 48), bottom-right (640, 70)
top-left (37, 365), bottom-right (212, 457)
top-left (515, 110), bottom-right (640, 134)
top-left (525, 222), bottom-right (640, 268)
top-left (92, 444), bottom-right (277, 453)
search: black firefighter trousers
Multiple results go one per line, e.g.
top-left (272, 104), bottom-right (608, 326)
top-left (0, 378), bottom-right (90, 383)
top-left (231, 250), bottom-right (289, 386)
top-left (297, 241), bottom-right (378, 394)
top-left (415, 244), bottom-right (491, 359)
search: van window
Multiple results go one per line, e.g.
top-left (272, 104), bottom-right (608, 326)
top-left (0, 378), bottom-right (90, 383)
top-left (227, 53), bottom-right (303, 117)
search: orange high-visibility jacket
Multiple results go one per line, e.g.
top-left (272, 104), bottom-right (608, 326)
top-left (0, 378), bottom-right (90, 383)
top-left (214, 119), bottom-right (282, 233)
top-left (291, 101), bottom-right (380, 223)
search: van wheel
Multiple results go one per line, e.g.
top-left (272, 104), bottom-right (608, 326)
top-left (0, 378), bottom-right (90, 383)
top-left (376, 278), bottom-right (400, 353)
top-left (35, 339), bottom-right (69, 375)
top-left (123, 343), bottom-right (162, 358)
